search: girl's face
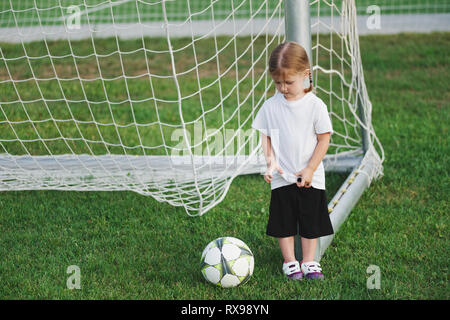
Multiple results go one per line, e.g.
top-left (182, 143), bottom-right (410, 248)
top-left (272, 69), bottom-right (309, 101)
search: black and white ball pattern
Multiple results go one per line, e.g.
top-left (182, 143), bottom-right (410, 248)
top-left (200, 237), bottom-right (254, 288)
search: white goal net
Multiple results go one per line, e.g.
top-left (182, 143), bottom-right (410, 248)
top-left (0, 0), bottom-right (385, 218)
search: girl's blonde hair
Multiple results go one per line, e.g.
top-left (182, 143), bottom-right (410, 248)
top-left (269, 41), bottom-right (313, 93)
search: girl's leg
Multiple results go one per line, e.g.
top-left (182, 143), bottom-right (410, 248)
top-left (278, 236), bottom-right (296, 262)
top-left (300, 237), bottom-right (324, 280)
top-left (301, 237), bottom-right (317, 262)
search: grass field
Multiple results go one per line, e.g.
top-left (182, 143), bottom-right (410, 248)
top-left (0, 32), bottom-right (361, 158)
top-left (0, 31), bottom-right (448, 299)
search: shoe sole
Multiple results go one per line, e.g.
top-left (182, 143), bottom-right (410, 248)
top-left (287, 272), bottom-right (304, 280)
top-left (304, 272), bottom-right (324, 280)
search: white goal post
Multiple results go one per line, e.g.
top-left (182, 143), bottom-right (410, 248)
top-left (0, 0), bottom-right (385, 261)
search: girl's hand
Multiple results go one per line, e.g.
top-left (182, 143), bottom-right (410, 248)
top-left (295, 167), bottom-right (314, 188)
top-left (264, 161), bottom-right (284, 183)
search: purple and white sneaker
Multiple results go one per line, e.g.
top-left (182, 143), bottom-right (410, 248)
top-left (301, 261), bottom-right (324, 280)
top-left (282, 261), bottom-right (304, 280)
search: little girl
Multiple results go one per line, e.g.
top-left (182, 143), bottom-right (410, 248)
top-left (252, 41), bottom-right (334, 280)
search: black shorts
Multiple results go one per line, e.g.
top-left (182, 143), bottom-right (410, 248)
top-left (267, 183), bottom-right (334, 239)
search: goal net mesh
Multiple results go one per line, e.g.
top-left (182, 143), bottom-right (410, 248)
top-left (0, 0), bottom-right (385, 215)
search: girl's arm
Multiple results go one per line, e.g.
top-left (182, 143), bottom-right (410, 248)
top-left (261, 133), bottom-right (283, 183)
top-left (306, 132), bottom-right (331, 172)
top-left (296, 132), bottom-right (331, 187)
top-left (261, 133), bottom-right (275, 165)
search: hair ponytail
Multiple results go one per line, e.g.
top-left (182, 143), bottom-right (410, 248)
top-left (304, 70), bottom-right (313, 93)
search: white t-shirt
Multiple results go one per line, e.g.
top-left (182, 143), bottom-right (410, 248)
top-left (251, 91), bottom-right (333, 190)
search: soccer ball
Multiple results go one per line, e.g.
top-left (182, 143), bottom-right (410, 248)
top-left (200, 236), bottom-right (254, 288)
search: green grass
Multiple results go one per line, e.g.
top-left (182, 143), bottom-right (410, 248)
top-left (0, 32), bottom-right (449, 299)
top-left (0, 33), bottom-right (364, 158)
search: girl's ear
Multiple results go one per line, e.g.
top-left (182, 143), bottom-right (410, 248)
top-left (304, 69), bottom-right (310, 77)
